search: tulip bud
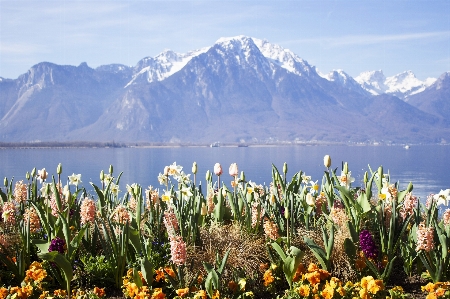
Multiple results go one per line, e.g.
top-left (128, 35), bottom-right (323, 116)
top-left (240, 171), bottom-right (245, 182)
top-left (57, 163), bottom-right (62, 175)
top-left (283, 162), bottom-right (288, 174)
top-left (377, 166), bottom-right (383, 180)
top-left (284, 207), bottom-right (289, 219)
top-left (3, 177), bottom-right (7, 187)
top-left (229, 163), bottom-right (238, 177)
top-left (214, 163), bottom-right (223, 176)
top-left (31, 168), bottom-right (36, 178)
top-left (192, 162), bottom-right (198, 174)
top-left (323, 155), bottom-right (331, 168)
top-left (100, 170), bottom-right (105, 181)
top-left (26, 172), bottom-right (30, 180)
top-left (109, 165), bottom-right (114, 175)
top-left (201, 202), bottom-right (207, 216)
top-left (343, 162), bottom-right (348, 175)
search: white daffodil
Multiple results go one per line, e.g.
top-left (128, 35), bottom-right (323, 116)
top-left (180, 187), bottom-right (193, 198)
top-left (339, 171), bottom-right (355, 189)
top-left (68, 173), bottom-right (82, 186)
top-left (309, 180), bottom-right (319, 195)
top-left (103, 174), bottom-right (113, 184)
top-left (380, 186), bottom-right (392, 202)
top-left (110, 183), bottom-right (120, 196)
top-left (168, 162), bottom-right (183, 177)
top-left (434, 189), bottom-right (450, 206)
top-left (158, 173), bottom-right (168, 186)
top-left (176, 171), bottom-right (191, 184)
top-left (301, 174), bottom-right (311, 183)
top-left (126, 183), bottom-right (138, 194)
top-left (161, 191), bottom-right (171, 202)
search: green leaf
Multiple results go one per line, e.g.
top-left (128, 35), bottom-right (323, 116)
top-left (270, 242), bottom-right (287, 261)
top-left (38, 251), bottom-right (73, 289)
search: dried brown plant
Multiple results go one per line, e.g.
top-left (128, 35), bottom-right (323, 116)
top-left (187, 222), bottom-right (269, 281)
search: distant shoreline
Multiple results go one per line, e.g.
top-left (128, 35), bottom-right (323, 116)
top-left (0, 141), bottom-right (442, 149)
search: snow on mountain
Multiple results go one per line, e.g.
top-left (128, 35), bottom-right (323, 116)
top-left (252, 37), bottom-right (315, 76)
top-left (355, 70), bottom-right (387, 95)
top-left (324, 69), bottom-right (369, 95)
top-left (355, 70), bottom-right (436, 99)
top-left (125, 47), bottom-right (209, 87)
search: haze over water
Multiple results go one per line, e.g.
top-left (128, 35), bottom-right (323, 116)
top-left (0, 145), bottom-right (449, 201)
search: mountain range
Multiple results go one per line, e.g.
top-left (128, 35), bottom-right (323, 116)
top-left (0, 35), bottom-right (449, 145)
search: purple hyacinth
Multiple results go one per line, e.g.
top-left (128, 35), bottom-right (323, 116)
top-left (49, 237), bottom-right (66, 254)
top-left (359, 229), bottom-right (378, 259)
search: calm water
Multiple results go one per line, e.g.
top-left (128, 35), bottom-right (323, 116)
top-left (0, 145), bottom-right (449, 201)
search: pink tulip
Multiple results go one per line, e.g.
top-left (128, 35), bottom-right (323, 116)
top-left (229, 163), bottom-right (238, 177)
top-left (214, 163), bottom-right (223, 176)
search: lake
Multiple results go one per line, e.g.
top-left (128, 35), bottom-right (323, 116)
top-left (0, 144), bottom-right (449, 201)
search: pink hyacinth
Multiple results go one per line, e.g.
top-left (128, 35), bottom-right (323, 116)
top-left (24, 207), bottom-right (41, 233)
top-left (443, 209), bottom-right (450, 226)
top-left (112, 205), bottom-right (130, 224)
top-left (263, 217), bottom-right (279, 240)
top-left (251, 202), bottom-right (265, 228)
top-left (170, 235), bottom-right (187, 266)
top-left (163, 209), bottom-right (179, 239)
top-left (14, 180), bottom-right (27, 203)
top-left (80, 198), bottom-right (96, 225)
top-left (416, 223), bottom-right (435, 252)
top-left (400, 192), bottom-right (418, 221)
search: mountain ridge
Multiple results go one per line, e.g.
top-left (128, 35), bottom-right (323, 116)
top-left (0, 35), bottom-right (449, 144)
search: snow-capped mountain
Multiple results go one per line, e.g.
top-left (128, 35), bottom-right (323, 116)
top-left (0, 35), bottom-right (449, 144)
top-left (355, 70), bottom-right (436, 100)
top-left (125, 47), bottom-right (210, 87)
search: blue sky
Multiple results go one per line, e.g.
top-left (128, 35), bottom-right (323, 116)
top-left (0, 0), bottom-right (449, 80)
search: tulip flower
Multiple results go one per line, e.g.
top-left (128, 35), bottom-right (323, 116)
top-left (229, 163), bottom-right (238, 177)
top-left (214, 163), bottom-right (223, 176)
top-left (214, 163), bottom-right (223, 189)
top-left (323, 155), bottom-right (331, 168)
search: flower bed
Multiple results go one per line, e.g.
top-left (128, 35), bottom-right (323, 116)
top-left (0, 158), bottom-right (450, 299)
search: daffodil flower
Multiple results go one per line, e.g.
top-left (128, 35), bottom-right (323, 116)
top-left (180, 187), bottom-right (193, 198)
top-left (339, 171), bottom-right (355, 188)
top-left (162, 191), bottom-right (171, 202)
top-left (158, 173), bottom-right (168, 186)
top-left (68, 173), bottom-right (82, 186)
top-left (110, 183), bottom-right (120, 196)
top-left (434, 189), bottom-right (450, 206)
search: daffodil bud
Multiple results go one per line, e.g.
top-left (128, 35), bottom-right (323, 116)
top-left (163, 166), bottom-right (169, 176)
top-left (206, 170), bottom-right (211, 181)
top-left (192, 162), bottom-right (198, 174)
top-left (323, 155), bottom-right (331, 168)
top-left (31, 168), bottom-right (36, 178)
top-left (283, 162), bottom-right (288, 174)
top-left (363, 171), bottom-right (368, 184)
top-left (26, 172), bottom-right (30, 180)
top-left (377, 166), bottom-right (383, 180)
top-left (284, 207), bottom-right (289, 219)
top-left (109, 165), bottom-right (114, 175)
top-left (100, 170), bottom-right (105, 181)
top-left (3, 177), bottom-right (7, 187)
top-left (343, 162), bottom-right (348, 175)
top-left (57, 163), bottom-right (62, 175)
